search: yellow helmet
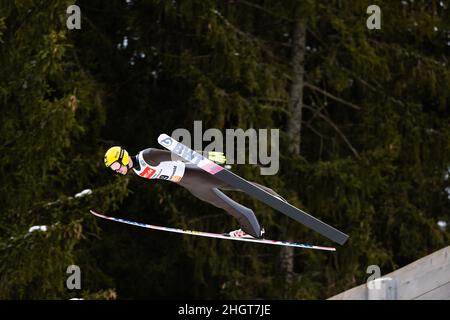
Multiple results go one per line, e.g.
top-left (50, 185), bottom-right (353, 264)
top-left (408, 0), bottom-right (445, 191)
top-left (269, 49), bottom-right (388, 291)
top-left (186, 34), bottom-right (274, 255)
top-left (104, 146), bottom-right (130, 168)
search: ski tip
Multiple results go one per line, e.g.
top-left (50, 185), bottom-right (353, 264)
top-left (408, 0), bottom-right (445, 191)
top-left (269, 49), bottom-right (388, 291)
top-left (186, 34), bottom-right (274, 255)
top-left (158, 134), bottom-right (177, 150)
top-left (90, 210), bottom-right (107, 219)
top-left (157, 133), bottom-right (170, 144)
top-left (158, 133), bottom-right (169, 138)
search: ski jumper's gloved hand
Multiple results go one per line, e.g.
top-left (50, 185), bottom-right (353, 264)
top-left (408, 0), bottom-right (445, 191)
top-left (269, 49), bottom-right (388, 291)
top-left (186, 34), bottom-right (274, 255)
top-left (204, 151), bottom-right (226, 164)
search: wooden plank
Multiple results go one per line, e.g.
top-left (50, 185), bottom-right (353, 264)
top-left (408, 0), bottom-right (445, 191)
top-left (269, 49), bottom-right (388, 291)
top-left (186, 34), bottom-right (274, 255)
top-left (329, 246), bottom-right (450, 300)
top-left (413, 282), bottom-right (450, 300)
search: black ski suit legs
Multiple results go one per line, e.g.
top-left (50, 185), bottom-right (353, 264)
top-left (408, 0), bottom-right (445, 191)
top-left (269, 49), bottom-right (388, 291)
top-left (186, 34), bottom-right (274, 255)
top-left (178, 164), bottom-right (286, 238)
top-left (185, 186), bottom-right (261, 238)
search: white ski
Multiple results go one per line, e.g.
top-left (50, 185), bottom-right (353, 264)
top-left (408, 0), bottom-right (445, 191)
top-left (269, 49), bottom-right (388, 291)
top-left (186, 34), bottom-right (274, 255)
top-left (90, 210), bottom-right (336, 251)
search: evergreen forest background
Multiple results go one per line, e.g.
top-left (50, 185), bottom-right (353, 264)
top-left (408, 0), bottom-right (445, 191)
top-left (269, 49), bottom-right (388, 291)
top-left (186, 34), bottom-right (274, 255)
top-left (0, 0), bottom-right (449, 299)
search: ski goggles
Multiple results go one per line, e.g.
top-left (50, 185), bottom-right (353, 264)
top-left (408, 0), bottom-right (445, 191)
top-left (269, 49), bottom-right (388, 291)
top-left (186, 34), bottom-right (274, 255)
top-left (110, 161), bottom-right (123, 171)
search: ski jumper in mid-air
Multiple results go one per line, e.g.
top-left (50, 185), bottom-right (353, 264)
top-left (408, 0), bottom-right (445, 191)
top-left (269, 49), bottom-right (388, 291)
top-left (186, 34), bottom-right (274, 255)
top-left (104, 146), bottom-right (286, 238)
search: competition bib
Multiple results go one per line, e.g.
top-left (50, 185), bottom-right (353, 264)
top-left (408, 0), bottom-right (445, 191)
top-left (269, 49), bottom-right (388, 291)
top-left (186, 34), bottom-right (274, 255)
top-left (133, 151), bottom-right (185, 182)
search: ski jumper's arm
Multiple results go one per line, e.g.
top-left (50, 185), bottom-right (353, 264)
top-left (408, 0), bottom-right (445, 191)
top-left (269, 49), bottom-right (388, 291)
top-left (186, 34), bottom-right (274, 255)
top-left (140, 148), bottom-right (225, 166)
top-left (139, 148), bottom-right (179, 166)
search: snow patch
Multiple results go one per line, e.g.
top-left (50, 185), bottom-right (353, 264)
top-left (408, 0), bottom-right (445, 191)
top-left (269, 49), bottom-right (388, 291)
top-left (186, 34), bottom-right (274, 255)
top-left (75, 189), bottom-right (93, 198)
top-left (28, 225), bottom-right (47, 233)
top-left (437, 221), bottom-right (447, 231)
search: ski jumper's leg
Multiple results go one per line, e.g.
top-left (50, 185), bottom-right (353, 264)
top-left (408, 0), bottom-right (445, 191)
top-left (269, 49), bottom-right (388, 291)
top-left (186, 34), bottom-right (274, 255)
top-left (184, 186), bottom-right (262, 238)
top-left (179, 164), bottom-right (290, 237)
